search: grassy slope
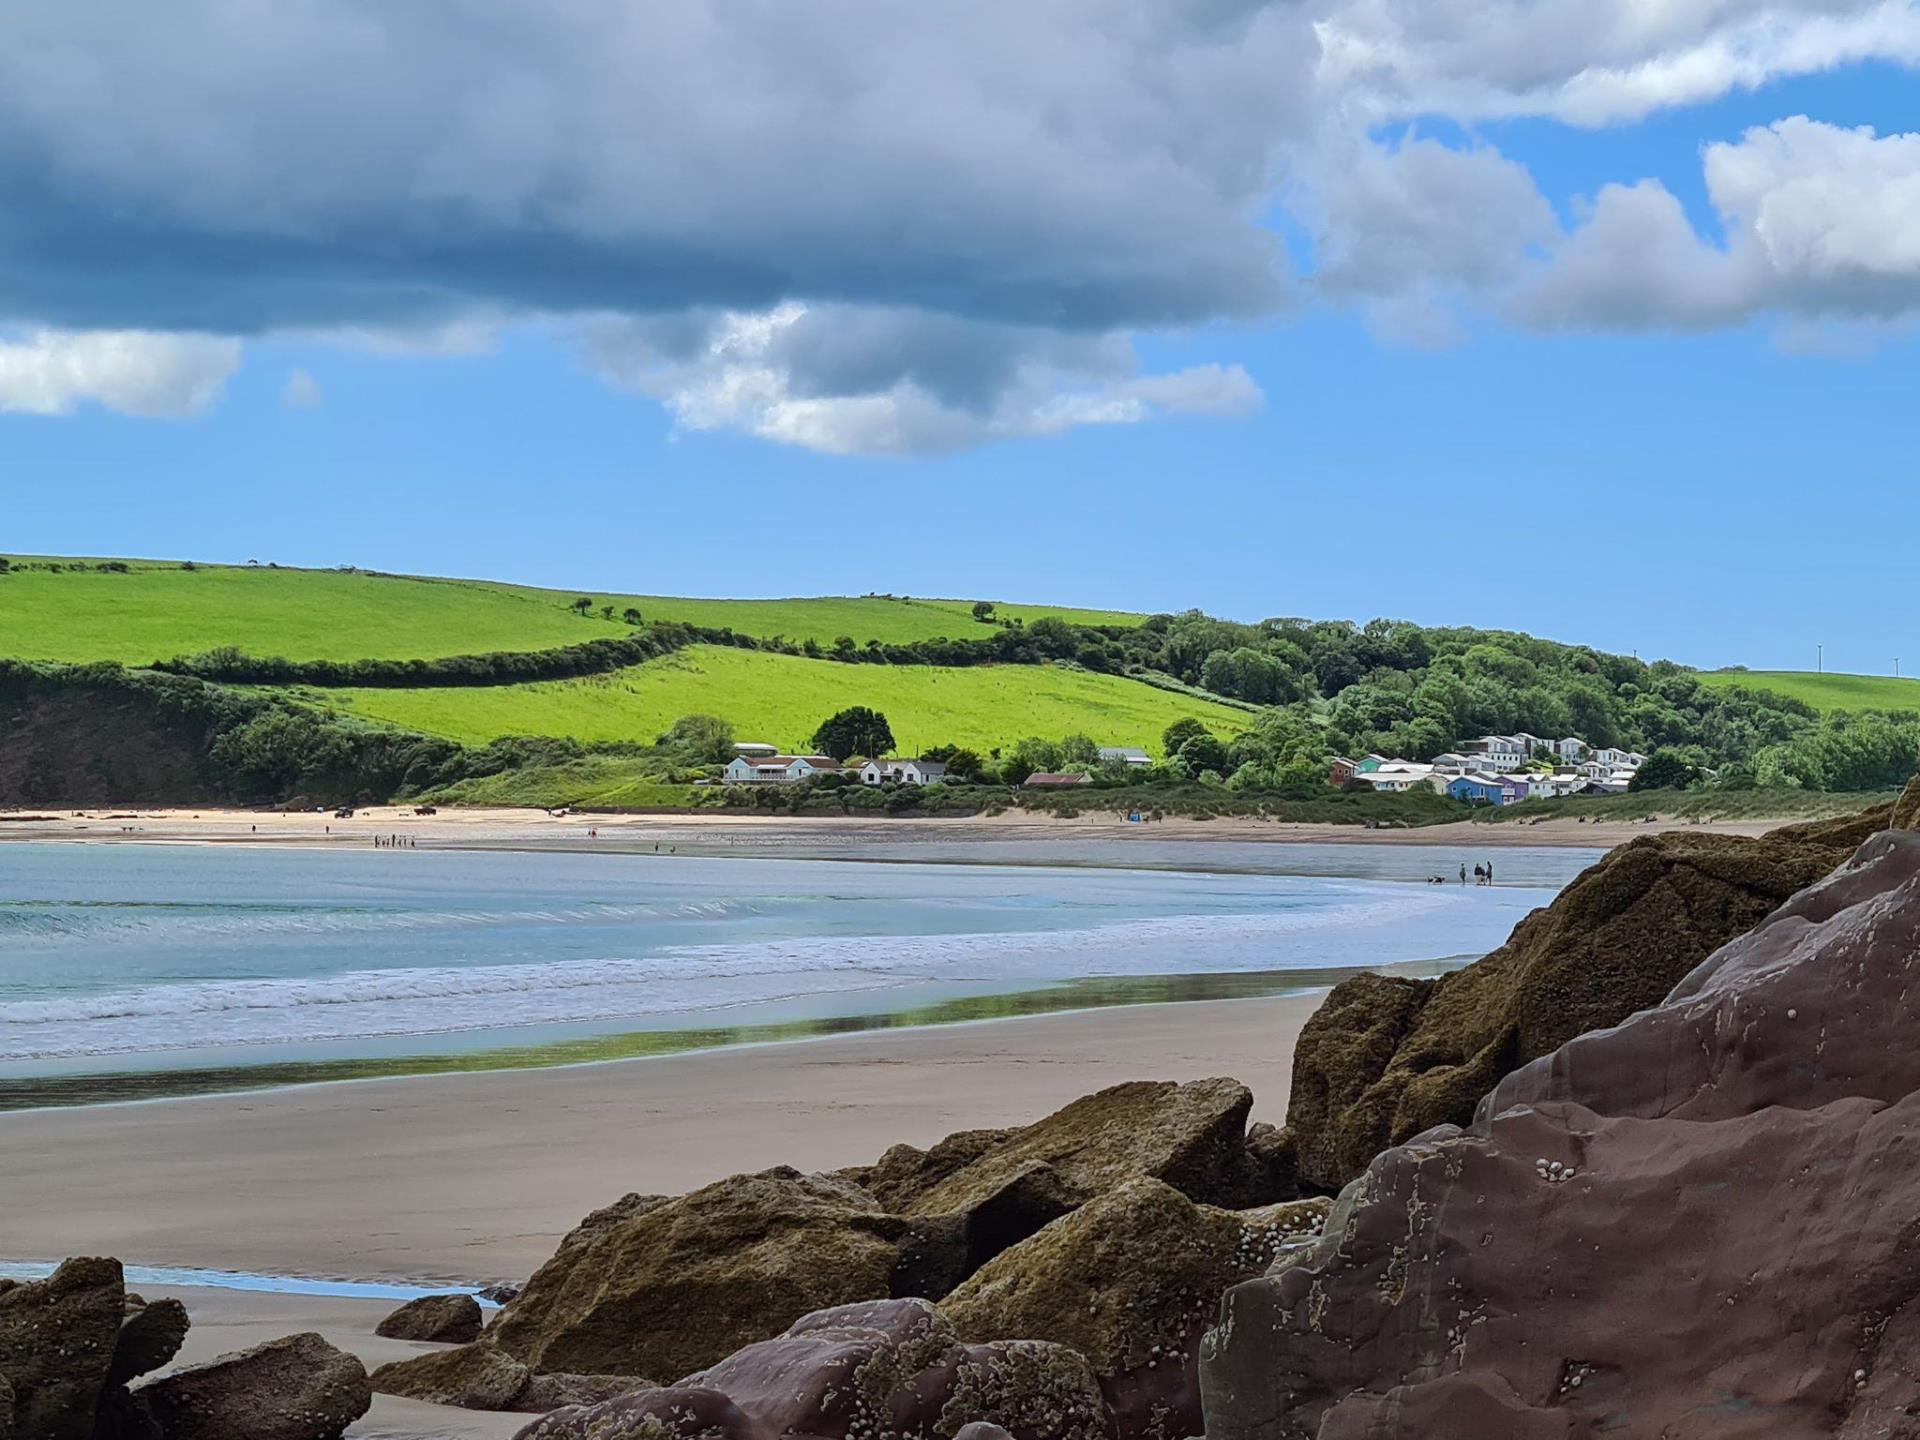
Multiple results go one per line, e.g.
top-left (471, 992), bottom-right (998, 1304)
top-left (1694, 670), bottom-right (1920, 713)
top-left (0, 558), bottom-right (1139, 661)
top-left (315, 645), bottom-right (1251, 753)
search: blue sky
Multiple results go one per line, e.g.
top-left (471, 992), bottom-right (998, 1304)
top-left (3, 5), bottom-right (1917, 674)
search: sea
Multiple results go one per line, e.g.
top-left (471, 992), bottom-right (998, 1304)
top-left (0, 839), bottom-right (1599, 1105)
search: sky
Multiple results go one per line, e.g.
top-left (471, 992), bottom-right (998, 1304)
top-left (2, 3), bottom-right (1917, 674)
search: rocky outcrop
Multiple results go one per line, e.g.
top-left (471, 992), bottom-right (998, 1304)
top-left (1284, 803), bottom-right (1893, 1190)
top-left (515, 1299), bottom-right (1116, 1440)
top-left (373, 1292), bottom-right (484, 1344)
top-left (0, 1256), bottom-right (127, 1440)
top-left (1201, 825), bottom-right (1920, 1440)
top-left (134, 1331), bottom-right (370, 1440)
top-left (108, 1296), bottom-right (190, 1388)
top-left (487, 1168), bottom-right (919, 1379)
top-left (902, 1079), bottom-right (1272, 1273)
top-left (945, 1181), bottom-right (1329, 1440)
top-left (371, 1343), bottom-right (534, 1411)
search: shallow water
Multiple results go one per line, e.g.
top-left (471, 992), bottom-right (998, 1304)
top-left (0, 841), bottom-right (1595, 1092)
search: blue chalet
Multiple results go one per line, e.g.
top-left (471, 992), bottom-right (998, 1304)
top-left (1449, 773), bottom-right (1521, 807)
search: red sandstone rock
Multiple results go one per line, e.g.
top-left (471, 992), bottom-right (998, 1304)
top-left (1201, 828), bottom-right (1920, 1440)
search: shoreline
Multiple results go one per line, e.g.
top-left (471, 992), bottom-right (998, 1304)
top-left (0, 801), bottom-right (1816, 851)
top-left (0, 991), bottom-right (1321, 1285)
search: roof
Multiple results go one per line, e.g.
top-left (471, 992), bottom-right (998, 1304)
top-left (1098, 746), bottom-right (1150, 760)
top-left (1024, 772), bottom-right (1091, 787)
top-left (865, 757), bottom-right (946, 774)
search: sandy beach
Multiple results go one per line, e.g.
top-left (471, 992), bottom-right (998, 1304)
top-left (0, 801), bottom-right (1810, 852)
top-left (1, 995), bottom-right (1316, 1437)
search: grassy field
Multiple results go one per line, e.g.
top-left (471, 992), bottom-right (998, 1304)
top-left (0, 557), bottom-right (1138, 661)
top-left (1694, 669), bottom-right (1920, 713)
top-left (314, 645), bottom-right (1251, 753)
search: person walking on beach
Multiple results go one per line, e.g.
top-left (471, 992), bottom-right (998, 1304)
top-left (1485, 859), bottom-right (1494, 885)
top-left (1459, 864), bottom-right (1467, 884)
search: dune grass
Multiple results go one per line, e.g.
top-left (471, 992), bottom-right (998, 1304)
top-left (312, 645), bottom-right (1251, 753)
top-left (0, 556), bottom-right (1136, 661)
top-left (1477, 786), bottom-right (1888, 824)
top-left (1693, 669), bottom-right (1920, 713)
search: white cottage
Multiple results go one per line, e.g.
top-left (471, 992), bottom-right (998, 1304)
top-left (859, 758), bottom-right (949, 786)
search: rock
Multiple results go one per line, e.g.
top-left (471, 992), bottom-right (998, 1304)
top-left (859, 1129), bottom-right (1018, 1211)
top-left (0, 1255), bottom-right (126, 1440)
top-left (514, 1372), bottom-right (656, 1413)
top-left (944, 1179), bottom-right (1328, 1440)
top-left (904, 1080), bottom-right (1262, 1272)
top-left (516, 1298), bottom-right (1115, 1440)
top-left (373, 1292), bottom-right (484, 1344)
top-left (370, 1342), bottom-right (532, 1410)
top-left (1201, 826), bottom-right (1920, 1440)
top-left (1285, 806), bottom-right (1890, 1191)
top-left (136, 1331), bottom-right (371, 1440)
top-left (109, 1295), bottom-right (191, 1386)
top-left (488, 1168), bottom-right (915, 1379)
top-left (0, 1372), bottom-right (11, 1440)
top-left (954, 1426), bottom-right (1016, 1440)
top-left (478, 1283), bottom-right (523, 1305)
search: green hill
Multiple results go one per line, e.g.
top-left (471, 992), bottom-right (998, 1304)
top-left (1693, 670), bottom-right (1920, 713)
top-left (0, 556), bottom-right (1137, 663)
top-left (311, 645), bottom-right (1250, 754)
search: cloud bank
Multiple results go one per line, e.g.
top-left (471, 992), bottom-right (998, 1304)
top-left (0, 2), bottom-right (1915, 448)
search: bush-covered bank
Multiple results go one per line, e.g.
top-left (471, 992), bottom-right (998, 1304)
top-left (1471, 786), bottom-right (1890, 825)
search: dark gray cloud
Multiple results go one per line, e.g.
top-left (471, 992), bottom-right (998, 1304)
top-left (0, 1), bottom-right (1307, 336)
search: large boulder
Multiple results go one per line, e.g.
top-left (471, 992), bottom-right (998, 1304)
top-left (902, 1079), bottom-right (1269, 1274)
top-left (515, 1298), bottom-right (1116, 1440)
top-left (135, 1331), bottom-right (371, 1440)
top-left (1285, 804), bottom-right (1891, 1190)
top-left (373, 1292), bottom-right (484, 1344)
top-left (487, 1168), bottom-right (922, 1379)
top-left (370, 1342), bottom-right (533, 1410)
top-left (944, 1180), bottom-right (1328, 1440)
top-left (1201, 825), bottom-right (1920, 1440)
top-left (0, 1255), bottom-right (126, 1440)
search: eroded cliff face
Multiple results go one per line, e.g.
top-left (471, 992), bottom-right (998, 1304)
top-left (1283, 801), bottom-right (1897, 1192)
top-left (0, 690), bottom-right (213, 805)
top-left (1203, 820), bottom-right (1920, 1440)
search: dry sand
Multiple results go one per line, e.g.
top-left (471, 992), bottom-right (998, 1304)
top-left (0, 801), bottom-right (1803, 851)
top-left (3, 995), bottom-right (1317, 1438)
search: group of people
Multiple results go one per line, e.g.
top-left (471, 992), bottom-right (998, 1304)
top-left (1427, 861), bottom-right (1497, 885)
top-left (372, 833), bottom-right (416, 848)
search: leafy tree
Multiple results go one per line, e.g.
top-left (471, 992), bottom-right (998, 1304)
top-left (599, 604), bottom-right (615, 621)
top-left (1202, 646), bottom-right (1301, 704)
top-left (812, 706), bottom-right (895, 761)
top-left (971, 601), bottom-right (996, 622)
top-left (622, 607), bottom-right (643, 626)
top-left (1629, 749), bottom-right (1699, 792)
top-left (1162, 718), bottom-right (1210, 757)
top-left (570, 597), bottom-right (594, 615)
top-left (1176, 732), bottom-right (1230, 777)
top-left (1001, 736), bottom-right (1063, 785)
top-left (833, 635), bottom-right (858, 659)
top-left (661, 713), bottom-right (737, 764)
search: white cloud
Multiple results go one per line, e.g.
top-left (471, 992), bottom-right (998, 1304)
top-left (1316, 0), bottom-right (1920, 126)
top-left (0, 330), bottom-right (240, 417)
top-left (587, 303), bottom-right (1261, 457)
top-left (1517, 118), bottom-right (1920, 329)
top-left (281, 369), bottom-right (324, 409)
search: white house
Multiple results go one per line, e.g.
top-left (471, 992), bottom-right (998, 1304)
top-left (1553, 737), bottom-right (1587, 762)
top-left (1363, 761), bottom-right (1434, 793)
top-left (1097, 746), bottom-right (1153, 769)
top-left (1463, 736), bottom-right (1528, 772)
top-left (1590, 748), bottom-right (1646, 769)
top-left (859, 758), bottom-right (949, 787)
top-left (1430, 752), bottom-right (1473, 774)
top-left (722, 754), bottom-right (842, 785)
top-left (732, 742), bottom-right (778, 759)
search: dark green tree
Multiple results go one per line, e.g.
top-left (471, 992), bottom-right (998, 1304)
top-left (622, 607), bottom-right (643, 626)
top-left (1162, 718), bottom-right (1210, 756)
top-left (811, 706), bottom-right (896, 761)
top-left (971, 601), bottom-right (996, 622)
top-left (570, 597), bottom-right (594, 615)
top-left (1629, 749), bottom-right (1699, 792)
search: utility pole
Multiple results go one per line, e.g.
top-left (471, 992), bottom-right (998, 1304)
top-left (1818, 644), bottom-right (1823, 674)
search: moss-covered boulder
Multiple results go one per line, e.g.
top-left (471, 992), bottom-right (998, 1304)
top-left (108, 1294), bottom-right (190, 1388)
top-left (942, 1180), bottom-right (1328, 1440)
top-left (902, 1079), bottom-right (1266, 1273)
top-left (370, 1342), bottom-right (533, 1410)
top-left (373, 1292), bottom-right (484, 1345)
top-left (0, 1256), bottom-right (126, 1440)
top-left (488, 1168), bottom-right (918, 1379)
top-left (1286, 805), bottom-right (1893, 1190)
top-left (134, 1331), bottom-right (370, 1440)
